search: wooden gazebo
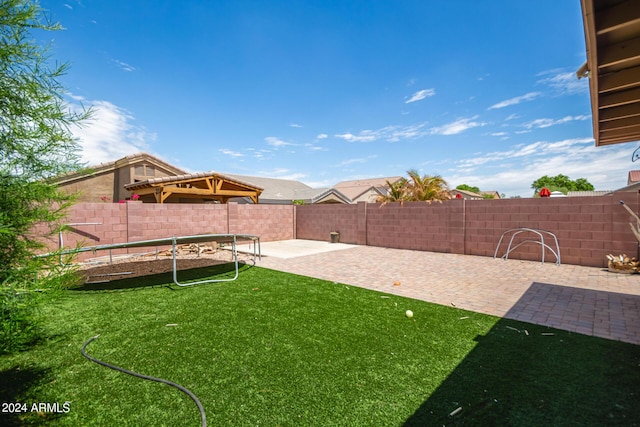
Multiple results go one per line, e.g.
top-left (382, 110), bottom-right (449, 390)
top-left (124, 172), bottom-right (263, 203)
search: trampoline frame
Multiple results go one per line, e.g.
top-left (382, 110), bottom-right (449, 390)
top-left (47, 233), bottom-right (261, 287)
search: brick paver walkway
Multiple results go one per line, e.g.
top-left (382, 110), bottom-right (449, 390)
top-left (255, 246), bottom-right (640, 345)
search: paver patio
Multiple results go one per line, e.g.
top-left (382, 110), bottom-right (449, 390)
top-left (254, 244), bottom-right (640, 345)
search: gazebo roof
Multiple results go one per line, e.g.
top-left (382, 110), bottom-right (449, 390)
top-left (124, 171), bottom-right (263, 203)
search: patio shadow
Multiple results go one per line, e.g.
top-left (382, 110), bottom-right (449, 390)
top-left (403, 282), bottom-right (640, 426)
top-left (504, 282), bottom-right (640, 345)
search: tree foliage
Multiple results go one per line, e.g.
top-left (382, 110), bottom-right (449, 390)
top-left (1, 0), bottom-right (88, 352)
top-left (456, 184), bottom-right (480, 194)
top-left (531, 174), bottom-right (595, 196)
top-left (377, 170), bottom-right (450, 205)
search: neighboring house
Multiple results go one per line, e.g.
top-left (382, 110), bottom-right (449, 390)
top-left (549, 191), bottom-right (567, 197)
top-left (51, 152), bottom-right (186, 203)
top-left (479, 191), bottom-right (501, 199)
top-left (567, 191), bottom-right (612, 197)
top-left (450, 189), bottom-right (484, 200)
top-left (225, 174), bottom-right (351, 204)
top-left (628, 170), bottom-right (640, 186)
top-left (51, 152), bottom-right (350, 204)
top-left (332, 176), bottom-right (404, 203)
top-left (596, 170), bottom-right (640, 196)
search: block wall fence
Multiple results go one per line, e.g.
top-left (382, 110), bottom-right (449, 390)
top-left (46, 202), bottom-right (295, 260)
top-left (295, 191), bottom-right (640, 268)
top-left (47, 192), bottom-right (640, 267)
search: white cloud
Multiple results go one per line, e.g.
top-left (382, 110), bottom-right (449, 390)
top-left (316, 133), bottom-right (328, 139)
top-left (491, 132), bottom-right (508, 137)
top-left (334, 132), bottom-right (377, 143)
top-left (336, 155), bottom-right (377, 167)
top-left (265, 136), bottom-right (294, 147)
top-left (488, 92), bottom-right (540, 110)
top-left (446, 137), bottom-right (632, 197)
top-left (430, 116), bottom-right (486, 135)
top-left (290, 123), bottom-right (302, 128)
top-left (335, 122), bottom-right (429, 143)
top-left (68, 97), bottom-right (154, 165)
top-left (113, 59), bottom-right (135, 72)
top-left (338, 158), bottom-right (368, 166)
top-left (219, 148), bottom-right (244, 157)
top-left (304, 142), bottom-right (327, 152)
top-left (246, 148), bottom-right (272, 160)
top-left (537, 70), bottom-right (588, 95)
top-left (405, 88), bottom-right (435, 104)
top-left (523, 115), bottom-right (590, 129)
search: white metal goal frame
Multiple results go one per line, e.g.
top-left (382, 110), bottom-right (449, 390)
top-left (493, 228), bottom-right (560, 265)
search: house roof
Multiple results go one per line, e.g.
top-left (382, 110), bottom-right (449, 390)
top-left (50, 152), bottom-right (187, 185)
top-left (580, 0), bottom-right (640, 146)
top-left (567, 190), bottom-right (613, 196)
top-left (480, 190), bottom-right (501, 199)
top-left (225, 174), bottom-right (351, 203)
top-left (124, 171), bottom-right (263, 203)
top-left (293, 187), bottom-right (351, 204)
top-left (451, 189), bottom-right (484, 199)
top-left (332, 176), bottom-right (404, 200)
top-left (225, 174), bottom-right (313, 201)
top-left (628, 169), bottom-right (640, 184)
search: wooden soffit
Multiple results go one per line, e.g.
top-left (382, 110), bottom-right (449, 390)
top-left (124, 172), bottom-right (263, 204)
top-left (581, 0), bottom-right (640, 146)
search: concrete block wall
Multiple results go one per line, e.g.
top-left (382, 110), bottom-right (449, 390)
top-left (294, 193), bottom-right (640, 268)
top-left (229, 204), bottom-right (295, 242)
top-left (296, 203), bottom-right (364, 244)
top-left (50, 202), bottom-right (294, 260)
top-left (470, 193), bottom-right (640, 267)
top-left (366, 201), bottom-right (463, 253)
top-left (42, 193), bottom-right (640, 268)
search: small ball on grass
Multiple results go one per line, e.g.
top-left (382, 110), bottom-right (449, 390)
top-left (405, 310), bottom-right (414, 318)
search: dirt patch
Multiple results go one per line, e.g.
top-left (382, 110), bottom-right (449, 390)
top-left (77, 247), bottom-right (252, 283)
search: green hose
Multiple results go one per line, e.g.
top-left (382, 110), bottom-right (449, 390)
top-left (82, 335), bottom-right (207, 427)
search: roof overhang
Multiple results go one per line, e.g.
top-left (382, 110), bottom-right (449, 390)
top-left (124, 172), bottom-right (263, 203)
top-left (580, 0), bottom-right (640, 146)
top-left (50, 152), bottom-right (188, 185)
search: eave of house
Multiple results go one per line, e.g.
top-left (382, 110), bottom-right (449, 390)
top-left (581, 0), bottom-right (640, 146)
top-left (50, 152), bottom-right (187, 185)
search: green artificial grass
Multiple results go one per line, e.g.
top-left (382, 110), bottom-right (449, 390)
top-left (1, 263), bottom-right (639, 426)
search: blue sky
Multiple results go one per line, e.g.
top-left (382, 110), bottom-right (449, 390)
top-left (40, 1), bottom-right (638, 197)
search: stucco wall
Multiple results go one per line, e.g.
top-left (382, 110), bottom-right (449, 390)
top-left (59, 171), bottom-right (115, 203)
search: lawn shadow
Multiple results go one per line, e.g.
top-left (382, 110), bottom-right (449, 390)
top-left (0, 365), bottom-right (52, 426)
top-left (70, 262), bottom-right (252, 291)
top-left (404, 282), bottom-right (640, 426)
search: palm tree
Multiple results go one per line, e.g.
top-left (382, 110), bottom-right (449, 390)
top-left (406, 169), bottom-right (451, 203)
top-left (376, 178), bottom-right (408, 205)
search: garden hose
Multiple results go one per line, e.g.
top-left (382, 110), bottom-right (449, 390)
top-left (81, 335), bottom-right (207, 427)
